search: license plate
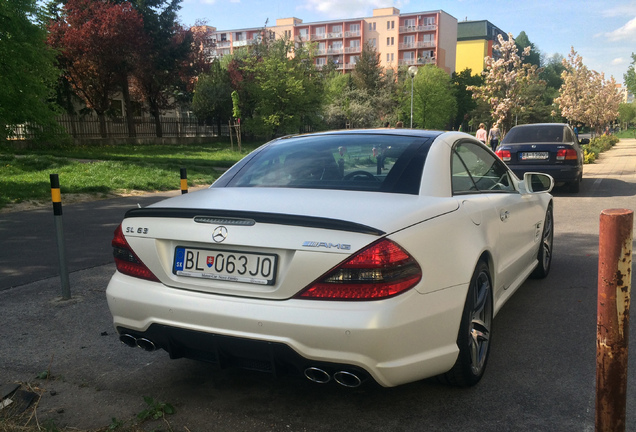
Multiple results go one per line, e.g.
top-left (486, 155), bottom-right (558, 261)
top-left (173, 247), bottom-right (277, 285)
top-left (521, 152), bottom-right (549, 160)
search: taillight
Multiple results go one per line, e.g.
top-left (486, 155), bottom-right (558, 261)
top-left (496, 149), bottom-right (511, 161)
top-left (295, 239), bottom-right (422, 300)
top-left (557, 148), bottom-right (578, 160)
top-left (112, 224), bottom-right (160, 282)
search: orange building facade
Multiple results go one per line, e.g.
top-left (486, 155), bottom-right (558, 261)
top-left (195, 7), bottom-right (457, 75)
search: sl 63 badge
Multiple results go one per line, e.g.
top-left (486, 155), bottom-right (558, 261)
top-left (125, 226), bottom-right (149, 235)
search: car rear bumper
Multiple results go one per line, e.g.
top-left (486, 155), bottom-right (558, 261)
top-left (509, 164), bottom-right (581, 183)
top-left (106, 271), bottom-right (466, 387)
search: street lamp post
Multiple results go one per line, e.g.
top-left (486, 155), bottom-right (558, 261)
top-left (408, 66), bottom-right (418, 128)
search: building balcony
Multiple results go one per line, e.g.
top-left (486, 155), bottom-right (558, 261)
top-left (344, 30), bottom-right (361, 38)
top-left (343, 62), bottom-right (356, 70)
top-left (295, 35), bottom-right (310, 42)
top-left (311, 33), bottom-right (327, 40)
top-left (217, 41), bottom-right (231, 48)
top-left (344, 46), bottom-right (361, 54)
top-left (327, 32), bottom-right (343, 39)
top-left (327, 48), bottom-right (343, 55)
top-left (399, 24), bottom-right (438, 33)
top-left (398, 41), bottom-right (436, 50)
top-left (398, 57), bottom-right (436, 66)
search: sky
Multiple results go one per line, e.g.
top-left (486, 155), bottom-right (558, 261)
top-left (176, 0), bottom-right (636, 84)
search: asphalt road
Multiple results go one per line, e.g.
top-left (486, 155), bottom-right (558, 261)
top-left (1, 141), bottom-right (635, 431)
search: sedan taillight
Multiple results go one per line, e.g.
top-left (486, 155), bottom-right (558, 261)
top-left (557, 149), bottom-right (578, 160)
top-left (295, 239), bottom-right (422, 300)
top-left (496, 149), bottom-right (511, 161)
top-left (112, 224), bottom-right (160, 282)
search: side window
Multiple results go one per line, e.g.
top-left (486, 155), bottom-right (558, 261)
top-left (564, 127), bottom-right (574, 143)
top-left (452, 142), bottom-right (516, 194)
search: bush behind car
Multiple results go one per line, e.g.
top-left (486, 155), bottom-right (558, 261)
top-left (582, 135), bottom-right (619, 163)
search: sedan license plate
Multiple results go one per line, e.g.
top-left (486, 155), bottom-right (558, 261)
top-left (173, 247), bottom-right (277, 285)
top-left (521, 152), bottom-right (549, 160)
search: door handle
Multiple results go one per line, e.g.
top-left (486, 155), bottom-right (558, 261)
top-left (500, 210), bottom-right (510, 221)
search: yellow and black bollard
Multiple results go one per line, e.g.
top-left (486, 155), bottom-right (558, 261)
top-left (50, 174), bottom-right (71, 299)
top-left (180, 168), bottom-right (188, 194)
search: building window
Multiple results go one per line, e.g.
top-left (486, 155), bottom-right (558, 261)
top-left (368, 22), bottom-right (376, 31)
top-left (316, 58), bottom-right (326, 66)
top-left (332, 25), bottom-right (342, 33)
top-left (369, 38), bottom-right (376, 47)
top-left (404, 18), bottom-right (416, 28)
top-left (350, 23), bottom-right (360, 32)
top-left (425, 17), bottom-right (436, 26)
top-left (387, 53), bottom-right (394, 62)
top-left (403, 35), bottom-right (415, 47)
top-left (391, 21), bottom-right (395, 29)
top-left (316, 26), bottom-right (325, 35)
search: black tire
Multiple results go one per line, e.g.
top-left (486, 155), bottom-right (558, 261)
top-left (530, 203), bottom-right (554, 279)
top-left (441, 260), bottom-right (493, 387)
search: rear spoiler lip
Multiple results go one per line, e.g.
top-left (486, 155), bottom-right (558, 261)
top-left (124, 207), bottom-right (386, 236)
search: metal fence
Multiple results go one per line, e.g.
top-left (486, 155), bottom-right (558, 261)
top-left (12, 114), bottom-right (223, 140)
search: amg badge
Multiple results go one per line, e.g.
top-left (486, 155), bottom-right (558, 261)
top-left (302, 241), bottom-right (351, 250)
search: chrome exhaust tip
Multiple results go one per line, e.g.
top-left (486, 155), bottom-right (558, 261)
top-left (136, 338), bottom-right (157, 352)
top-left (304, 367), bottom-right (331, 384)
top-left (333, 371), bottom-right (362, 388)
top-left (119, 334), bottom-right (138, 348)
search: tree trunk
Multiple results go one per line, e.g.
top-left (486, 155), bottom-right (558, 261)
top-left (120, 74), bottom-right (136, 138)
top-left (150, 102), bottom-right (162, 138)
top-left (97, 111), bottom-right (107, 138)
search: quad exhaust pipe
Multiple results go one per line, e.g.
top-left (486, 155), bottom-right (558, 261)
top-left (304, 367), bottom-right (363, 388)
top-left (119, 334), bottom-right (157, 352)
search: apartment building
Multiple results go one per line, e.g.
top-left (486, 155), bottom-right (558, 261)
top-left (456, 20), bottom-right (507, 75)
top-left (195, 7), bottom-right (458, 75)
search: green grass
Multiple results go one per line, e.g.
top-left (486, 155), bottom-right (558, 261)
top-left (0, 140), bottom-right (262, 209)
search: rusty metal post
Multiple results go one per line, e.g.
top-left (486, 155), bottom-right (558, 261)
top-left (596, 208), bottom-right (633, 432)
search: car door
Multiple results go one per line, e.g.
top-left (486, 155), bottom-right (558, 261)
top-left (452, 141), bottom-right (543, 304)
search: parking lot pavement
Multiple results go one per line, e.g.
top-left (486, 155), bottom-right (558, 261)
top-left (0, 190), bottom-right (188, 291)
top-left (1, 139), bottom-right (635, 430)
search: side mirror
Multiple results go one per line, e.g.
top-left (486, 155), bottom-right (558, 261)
top-left (579, 138), bottom-right (590, 145)
top-left (524, 172), bottom-right (554, 193)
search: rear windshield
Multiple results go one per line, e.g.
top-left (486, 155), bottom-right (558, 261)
top-left (221, 134), bottom-right (431, 194)
top-left (503, 125), bottom-right (566, 144)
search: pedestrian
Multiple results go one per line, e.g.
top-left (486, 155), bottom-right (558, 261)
top-left (384, 121), bottom-right (390, 128)
top-left (476, 123), bottom-right (487, 145)
top-left (395, 121), bottom-right (403, 128)
top-left (488, 123), bottom-right (501, 151)
top-left (573, 124), bottom-right (579, 139)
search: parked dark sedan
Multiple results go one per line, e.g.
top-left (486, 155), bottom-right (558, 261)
top-left (496, 123), bottom-right (588, 193)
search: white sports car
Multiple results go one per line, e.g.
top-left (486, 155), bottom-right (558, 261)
top-left (106, 129), bottom-right (554, 388)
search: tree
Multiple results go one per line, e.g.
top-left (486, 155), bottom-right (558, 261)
top-left (555, 47), bottom-right (622, 133)
top-left (624, 53), bottom-right (636, 97)
top-left (191, 59), bottom-right (232, 132)
top-left (236, 38), bottom-right (323, 138)
top-left (48, 0), bottom-right (148, 137)
top-left (451, 68), bottom-right (482, 130)
top-left (618, 102), bottom-right (636, 129)
top-left (1, 0), bottom-right (60, 140)
top-left (125, 0), bottom-right (193, 137)
top-left (351, 42), bottom-right (384, 96)
top-left (515, 31), bottom-right (541, 67)
top-left (469, 33), bottom-right (545, 133)
top-left (407, 65), bottom-right (456, 130)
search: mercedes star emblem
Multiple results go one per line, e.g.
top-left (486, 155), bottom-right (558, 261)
top-left (212, 226), bottom-right (228, 243)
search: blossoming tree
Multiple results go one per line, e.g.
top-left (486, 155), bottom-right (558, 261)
top-left (555, 48), bottom-right (621, 134)
top-left (469, 33), bottom-right (544, 133)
